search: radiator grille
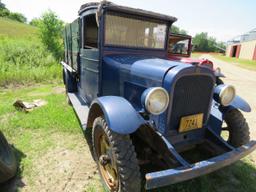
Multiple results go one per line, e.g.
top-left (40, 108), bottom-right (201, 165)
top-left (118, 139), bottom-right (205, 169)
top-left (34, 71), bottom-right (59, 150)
top-left (169, 75), bottom-right (214, 131)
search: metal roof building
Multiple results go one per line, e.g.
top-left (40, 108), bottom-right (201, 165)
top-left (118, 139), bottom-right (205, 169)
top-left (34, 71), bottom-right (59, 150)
top-left (226, 28), bottom-right (256, 60)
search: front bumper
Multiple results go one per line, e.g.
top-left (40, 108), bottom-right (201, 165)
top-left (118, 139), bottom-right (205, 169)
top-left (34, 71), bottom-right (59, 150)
top-left (145, 140), bottom-right (256, 189)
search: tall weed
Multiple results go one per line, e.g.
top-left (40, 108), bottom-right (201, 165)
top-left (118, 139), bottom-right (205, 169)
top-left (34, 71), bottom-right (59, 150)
top-left (0, 36), bottom-right (61, 86)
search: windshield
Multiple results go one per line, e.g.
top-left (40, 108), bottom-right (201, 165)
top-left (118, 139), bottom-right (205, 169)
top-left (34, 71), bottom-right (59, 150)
top-left (169, 36), bottom-right (190, 55)
top-left (105, 13), bottom-right (167, 49)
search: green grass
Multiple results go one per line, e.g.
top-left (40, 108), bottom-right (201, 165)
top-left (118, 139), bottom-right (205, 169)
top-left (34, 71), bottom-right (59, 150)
top-left (1, 84), bottom-right (256, 192)
top-left (0, 17), bottom-right (37, 38)
top-left (0, 84), bottom-right (82, 189)
top-left (211, 54), bottom-right (256, 71)
top-left (0, 18), bottom-right (61, 87)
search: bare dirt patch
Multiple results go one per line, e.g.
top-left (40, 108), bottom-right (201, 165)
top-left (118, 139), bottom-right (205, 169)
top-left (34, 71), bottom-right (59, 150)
top-left (26, 133), bottom-right (99, 192)
top-left (2, 132), bottom-right (101, 192)
top-left (52, 87), bottom-right (65, 95)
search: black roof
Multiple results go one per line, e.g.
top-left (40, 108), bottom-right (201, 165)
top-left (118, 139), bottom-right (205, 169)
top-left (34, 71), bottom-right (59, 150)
top-left (79, 1), bottom-right (177, 23)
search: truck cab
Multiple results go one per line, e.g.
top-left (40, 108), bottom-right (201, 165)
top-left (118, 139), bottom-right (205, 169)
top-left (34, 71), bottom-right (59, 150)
top-left (61, 2), bottom-right (255, 191)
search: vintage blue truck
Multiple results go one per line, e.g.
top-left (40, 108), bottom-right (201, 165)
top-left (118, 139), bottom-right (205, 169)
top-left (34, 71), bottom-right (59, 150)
top-left (61, 1), bottom-right (256, 191)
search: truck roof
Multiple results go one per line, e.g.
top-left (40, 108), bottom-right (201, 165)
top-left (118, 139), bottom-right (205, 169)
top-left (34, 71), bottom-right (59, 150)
top-left (79, 1), bottom-right (177, 23)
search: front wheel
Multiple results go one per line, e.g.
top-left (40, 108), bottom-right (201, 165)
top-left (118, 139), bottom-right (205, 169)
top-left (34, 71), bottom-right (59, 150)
top-left (223, 109), bottom-right (250, 147)
top-left (92, 117), bottom-right (141, 192)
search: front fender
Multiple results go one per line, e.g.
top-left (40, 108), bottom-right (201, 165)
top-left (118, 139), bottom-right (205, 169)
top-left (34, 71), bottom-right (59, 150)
top-left (88, 96), bottom-right (145, 134)
top-left (214, 71), bottom-right (225, 78)
top-left (222, 95), bottom-right (251, 113)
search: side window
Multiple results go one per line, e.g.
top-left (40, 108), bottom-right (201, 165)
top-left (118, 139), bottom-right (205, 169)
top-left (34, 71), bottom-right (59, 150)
top-left (82, 14), bottom-right (98, 49)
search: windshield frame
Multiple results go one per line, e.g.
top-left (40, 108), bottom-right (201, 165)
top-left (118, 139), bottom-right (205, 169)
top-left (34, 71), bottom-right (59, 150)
top-left (103, 11), bottom-right (169, 51)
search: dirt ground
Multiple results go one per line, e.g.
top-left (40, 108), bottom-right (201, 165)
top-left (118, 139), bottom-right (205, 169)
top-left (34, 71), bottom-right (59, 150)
top-left (201, 54), bottom-right (256, 139)
top-left (1, 132), bottom-right (101, 192)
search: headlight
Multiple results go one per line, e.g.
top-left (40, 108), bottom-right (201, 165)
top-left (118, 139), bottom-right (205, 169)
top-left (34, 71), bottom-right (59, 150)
top-left (214, 84), bottom-right (236, 106)
top-left (142, 87), bottom-right (169, 115)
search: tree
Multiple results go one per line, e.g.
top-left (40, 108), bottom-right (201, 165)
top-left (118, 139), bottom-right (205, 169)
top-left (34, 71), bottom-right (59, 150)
top-left (192, 32), bottom-right (209, 52)
top-left (38, 10), bottom-right (64, 61)
top-left (192, 32), bottom-right (226, 52)
top-left (170, 25), bottom-right (187, 35)
top-left (0, 2), bottom-right (27, 23)
top-left (0, 8), bottom-right (10, 17)
top-left (0, 0), bottom-right (6, 9)
top-left (0, 0), bottom-right (9, 17)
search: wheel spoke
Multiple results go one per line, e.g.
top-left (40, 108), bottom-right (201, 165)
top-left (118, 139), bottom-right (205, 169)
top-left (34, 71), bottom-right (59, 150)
top-left (97, 132), bottom-right (118, 190)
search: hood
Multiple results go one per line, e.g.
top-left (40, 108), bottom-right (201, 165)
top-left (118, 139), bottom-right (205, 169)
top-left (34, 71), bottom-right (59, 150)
top-left (103, 55), bottom-right (188, 85)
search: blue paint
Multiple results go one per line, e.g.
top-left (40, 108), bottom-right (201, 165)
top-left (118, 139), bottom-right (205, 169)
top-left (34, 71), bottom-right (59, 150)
top-left (91, 96), bottom-right (145, 134)
top-left (145, 140), bottom-right (256, 189)
top-left (209, 101), bottom-right (223, 135)
top-left (229, 95), bottom-right (251, 112)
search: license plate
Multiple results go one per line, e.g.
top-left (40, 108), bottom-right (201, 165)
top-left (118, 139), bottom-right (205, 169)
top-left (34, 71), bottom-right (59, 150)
top-left (179, 113), bottom-right (204, 132)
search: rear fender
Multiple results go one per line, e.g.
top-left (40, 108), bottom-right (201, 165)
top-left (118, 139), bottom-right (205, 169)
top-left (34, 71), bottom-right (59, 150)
top-left (87, 96), bottom-right (145, 134)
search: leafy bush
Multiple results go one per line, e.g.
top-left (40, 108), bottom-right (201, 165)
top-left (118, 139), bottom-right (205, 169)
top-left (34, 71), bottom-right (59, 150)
top-left (38, 11), bottom-right (64, 61)
top-left (8, 12), bottom-right (27, 23)
top-left (29, 18), bottom-right (41, 27)
top-left (0, 37), bottom-right (61, 86)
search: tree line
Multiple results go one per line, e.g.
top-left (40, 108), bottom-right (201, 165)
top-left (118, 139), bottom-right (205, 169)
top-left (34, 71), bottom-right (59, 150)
top-left (171, 26), bottom-right (226, 53)
top-left (0, 0), bottom-right (27, 23)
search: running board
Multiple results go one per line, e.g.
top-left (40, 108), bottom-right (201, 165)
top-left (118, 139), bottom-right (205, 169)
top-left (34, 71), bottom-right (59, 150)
top-left (67, 93), bottom-right (89, 130)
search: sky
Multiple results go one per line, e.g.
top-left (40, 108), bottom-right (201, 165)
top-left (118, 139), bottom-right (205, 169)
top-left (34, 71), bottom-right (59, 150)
top-left (3, 0), bottom-right (256, 42)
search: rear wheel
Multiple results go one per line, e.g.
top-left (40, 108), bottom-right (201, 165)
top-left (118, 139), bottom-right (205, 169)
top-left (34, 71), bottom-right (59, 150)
top-left (92, 117), bottom-right (141, 192)
top-left (63, 68), bottom-right (77, 93)
top-left (0, 132), bottom-right (17, 183)
top-left (222, 109), bottom-right (250, 147)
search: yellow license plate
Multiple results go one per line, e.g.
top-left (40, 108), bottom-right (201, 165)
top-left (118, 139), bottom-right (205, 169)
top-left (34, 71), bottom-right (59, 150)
top-left (179, 113), bottom-right (204, 132)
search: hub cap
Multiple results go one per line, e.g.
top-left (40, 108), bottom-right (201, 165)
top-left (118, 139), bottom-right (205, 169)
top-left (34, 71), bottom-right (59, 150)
top-left (96, 133), bottom-right (118, 190)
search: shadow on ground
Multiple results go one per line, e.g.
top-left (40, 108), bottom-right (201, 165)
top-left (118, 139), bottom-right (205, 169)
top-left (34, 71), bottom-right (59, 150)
top-left (0, 146), bottom-right (26, 192)
top-left (148, 159), bottom-right (256, 192)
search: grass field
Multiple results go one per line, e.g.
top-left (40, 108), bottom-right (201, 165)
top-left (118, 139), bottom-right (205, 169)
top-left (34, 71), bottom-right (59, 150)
top-left (0, 17), bottom-right (37, 38)
top-left (0, 84), bottom-right (256, 192)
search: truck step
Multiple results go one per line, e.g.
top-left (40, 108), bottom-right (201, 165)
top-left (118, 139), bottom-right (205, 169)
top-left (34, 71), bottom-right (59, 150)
top-left (67, 93), bottom-right (89, 130)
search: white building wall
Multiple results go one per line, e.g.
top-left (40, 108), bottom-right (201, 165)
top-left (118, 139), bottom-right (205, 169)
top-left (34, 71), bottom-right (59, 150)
top-left (226, 45), bottom-right (232, 56)
top-left (239, 40), bottom-right (256, 60)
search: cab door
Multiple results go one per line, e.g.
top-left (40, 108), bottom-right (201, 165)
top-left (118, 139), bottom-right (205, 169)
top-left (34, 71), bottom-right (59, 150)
top-left (79, 13), bottom-right (99, 104)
